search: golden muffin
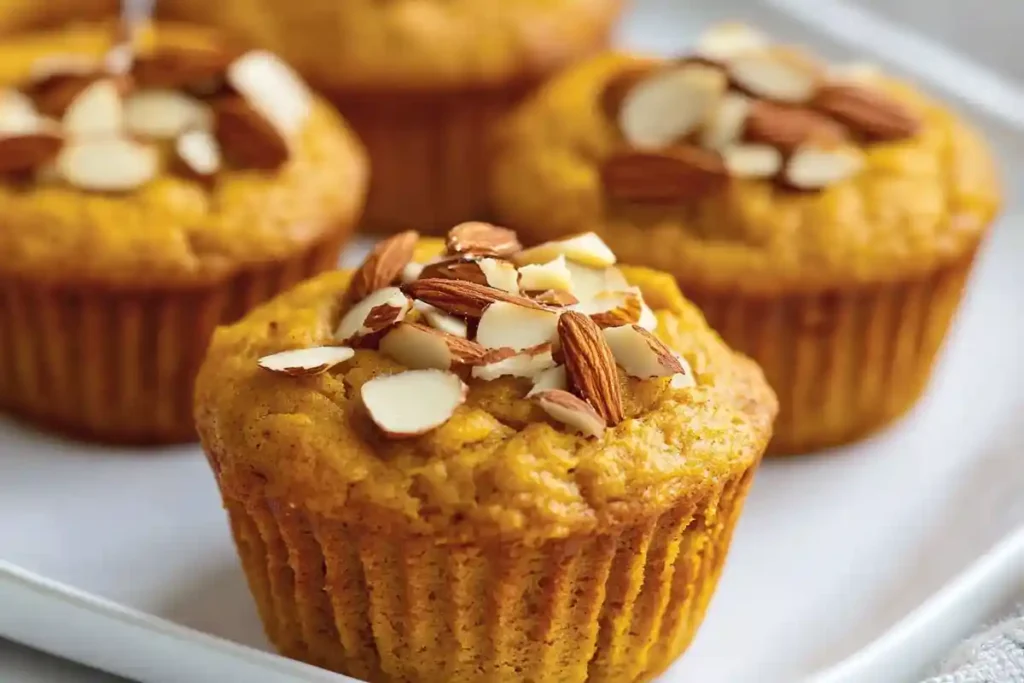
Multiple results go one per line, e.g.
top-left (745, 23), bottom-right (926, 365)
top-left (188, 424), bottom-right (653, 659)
top-left (195, 224), bottom-right (776, 682)
top-left (0, 0), bottom-right (114, 34)
top-left (155, 0), bottom-right (627, 234)
top-left (491, 23), bottom-right (1001, 455)
top-left (0, 20), bottom-right (367, 443)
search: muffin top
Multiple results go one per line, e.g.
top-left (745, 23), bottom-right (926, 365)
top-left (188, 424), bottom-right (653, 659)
top-left (195, 224), bottom-right (777, 541)
top-left (157, 0), bottom-right (624, 90)
top-left (0, 20), bottom-right (367, 287)
top-left (492, 24), bottom-right (1001, 294)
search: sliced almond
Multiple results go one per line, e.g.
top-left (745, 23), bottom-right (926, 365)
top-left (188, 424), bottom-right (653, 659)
top-left (566, 263), bottom-right (629, 302)
top-left (471, 344), bottom-right (555, 381)
top-left (669, 353), bottom-right (697, 389)
top-left (401, 262), bottom-right (425, 284)
top-left (0, 90), bottom-right (41, 135)
top-left (530, 290), bottom-right (580, 307)
top-left (723, 144), bottom-right (782, 178)
top-left (600, 64), bottom-right (657, 122)
top-left (558, 312), bottom-right (624, 425)
top-left (728, 49), bottom-right (821, 104)
top-left (257, 345), bottom-right (354, 376)
top-left (526, 364), bottom-right (567, 398)
top-left (574, 290), bottom-right (643, 328)
top-left (478, 258), bottom-right (520, 294)
top-left (419, 257), bottom-right (488, 287)
top-left (618, 63), bottom-right (727, 150)
top-left (62, 78), bottom-right (124, 138)
top-left (414, 301), bottom-right (468, 338)
top-left (57, 137), bottom-right (158, 191)
top-left (361, 370), bottom-right (467, 438)
top-left (784, 144), bottom-right (866, 190)
top-left (404, 278), bottom-right (550, 319)
top-left (175, 128), bottom-right (221, 179)
top-left (638, 296), bottom-right (658, 332)
top-left (334, 287), bottom-right (410, 344)
top-left (0, 129), bottom-right (64, 174)
top-left (515, 233), bottom-right (616, 269)
top-left (213, 95), bottom-right (289, 170)
top-left (517, 255), bottom-right (573, 293)
top-left (446, 221), bottom-right (522, 258)
top-left (476, 301), bottom-right (560, 351)
top-left (701, 92), bottom-right (752, 150)
top-left (603, 325), bottom-right (685, 379)
top-left (125, 89), bottom-right (213, 140)
top-left (695, 22), bottom-right (768, 62)
top-left (534, 389), bottom-right (606, 438)
top-left (345, 231), bottom-right (419, 306)
top-left (380, 322), bottom-right (490, 370)
top-left (226, 50), bottom-right (311, 137)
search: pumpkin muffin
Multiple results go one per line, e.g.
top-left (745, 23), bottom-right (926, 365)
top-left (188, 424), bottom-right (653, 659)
top-left (194, 224), bottom-right (776, 681)
top-left (0, 0), bottom-right (114, 35)
top-left (155, 0), bottom-right (627, 234)
top-left (0, 19), bottom-right (367, 443)
top-left (492, 23), bottom-right (1001, 455)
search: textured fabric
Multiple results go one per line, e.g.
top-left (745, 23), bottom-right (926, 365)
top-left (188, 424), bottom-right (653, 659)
top-left (923, 607), bottom-right (1024, 683)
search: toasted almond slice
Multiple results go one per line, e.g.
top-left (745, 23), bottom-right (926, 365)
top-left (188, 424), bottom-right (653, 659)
top-left (401, 262), bottom-right (425, 284)
top-left (669, 353), bottom-right (697, 389)
top-left (419, 256), bottom-right (488, 287)
top-left (257, 345), bottom-right (354, 376)
top-left (603, 325), bottom-right (686, 379)
top-left (728, 49), bottom-right (821, 104)
top-left (0, 90), bottom-right (41, 135)
top-left (361, 370), bottom-right (467, 438)
top-left (380, 322), bottom-right (489, 370)
top-left (446, 221), bottom-right (522, 257)
top-left (638, 296), bottom-right (658, 332)
top-left (516, 233), bottom-right (616, 269)
top-left (471, 344), bottom-right (555, 381)
top-left (476, 301), bottom-right (560, 351)
top-left (175, 128), bottom-right (221, 179)
top-left (125, 89), bottom-right (213, 140)
top-left (345, 231), bottom-right (419, 306)
top-left (57, 137), bottom-right (158, 191)
top-left (534, 389), bottom-right (606, 438)
top-left (404, 278), bottom-right (549, 319)
top-left (526, 364), bottom-right (568, 398)
top-left (334, 287), bottom-right (410, 344)
top-left (695, 22), bottom-right (768, 62)
top-left (701, 92), bottom-right (751, 150)
top-left (618, 63), bottom-right (727, 150)
top-left (62, 78), bottom-right (123, 138)
top-left (574, 290), bottom-right (643, 328)
top-left (566, 262), bottom-right (630, 302)
top-left (226, 50), bottom-right (311, 137)
top-left (530, 289), bottom-right (580, 307)
top-left (414, 301), bottom-right (468, 338)
top-left (478, 258), bottom-right (520, 294)
top-left (0, 129), bottom-right (64, 174)
top-left (723, 144), bottom-right (782, 178)
top-left (518, 255), bottom-right (573, 293)
top-left (784, 144), bottom-right (865, 190)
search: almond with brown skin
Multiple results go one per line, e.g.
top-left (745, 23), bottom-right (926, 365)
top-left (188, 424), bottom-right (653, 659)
top-left (744, 100), bottom-right (848, 153)
top-left (558, 311), bottom-right (624, 425)
top-left (418, 256), bottom-right (490, 287)
top-left (213, 95), bottom-right (289, 169)
top-left (24, 73), bottom-right (102, 119)
top-left (345, 230), bottom-right (419, 306)
top-left (380, 322), bottom-right (492, 370)
top-left (530, 290), bottom-right (580, 307)
top-left (0, 131), bottom-right (63, 174)
top-left (602, 145), bottom-right (728, 203)
top-left (812, 83), bottom-right (921, 141)
top-left (446, 222), bottom-right (522, 258)
top-left (403, 278), bottom-right (549, 319)
top-left (132, 45), bottom-right (236, 92)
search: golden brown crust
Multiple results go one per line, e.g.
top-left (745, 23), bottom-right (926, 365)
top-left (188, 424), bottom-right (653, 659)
top-left (194, 258), bottom-right (777, 541)
top-left (491, 53), bottom-right (1002, 293)
top-left (0, 22), bottom-right (368, 286)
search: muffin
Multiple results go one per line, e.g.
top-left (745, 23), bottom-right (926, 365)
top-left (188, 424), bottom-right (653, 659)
top-left (491, 23), bottom-right (1001, 455)
top-left (0, 0), bottom-right (114, 35)
top-left (0, 20), bottom-right (367, 443)
top-left (195, 223), bottom-right (776, 681)
top-left (155, 0), bottom-right (627, 234)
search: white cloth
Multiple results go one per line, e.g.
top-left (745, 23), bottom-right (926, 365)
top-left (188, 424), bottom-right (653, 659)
top-left (923, 607), bottom-right (1024, 682)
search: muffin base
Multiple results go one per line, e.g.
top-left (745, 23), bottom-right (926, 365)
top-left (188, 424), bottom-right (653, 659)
top-left (219, 468), bottom-right (755, 682)
top-left (680, 251), bottom-right (978, 455)
top-left (0, 232), bottom-right (348, 444)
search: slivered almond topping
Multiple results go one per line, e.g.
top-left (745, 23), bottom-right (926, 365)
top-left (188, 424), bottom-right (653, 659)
top-left (603, 325), bottom-right (685, 379)
top-left (213, 95), bottom-right (289, 170)
top-left (534, 389), bottom-right (606, 438)
top-left (527, 364), bottom-right (568, 398)
top-left (471, 344), bottom-right (555, 381)
top-left (23, 60), bottom-right (103, 119)
top-left (62, 78), bottom-right (124, 138)
top-left (784, 144), bottom-right (865, 190)
top-left (414, 301), bottom-right (468, 338)
top-left (701, 92), bottom-right (752, 150)
top-left (226, 50), bottom-right (311, 137)
top-left (812, 83), bottom-right (921, 141)
top-left (0, 90), bottom-right (40, 134)
top-left (476, 301), bottom-right (560, 351)
top-left (446, 221), bottom-right (522, 257)
top-left (696, 23), bottom-right (768, 62)
top-left (334, 287), bottom-right (410, 344)
top-left (0, 129), bottom-right (63, 174)
top-left (602, 146), bottom-right (727, 203)
top-left (345, 231), bottom-right (419, 306)
top-left (558, 312), bottom-right (624, 425)
top-left (404, 278), bottom-right (549, 319)
top-left (518, 255), bottom-right (572, 293)
top-left (618, 63), bottom-right (726, 150)
top-left (361, 370), bottom-right (467, 438)
top-left (258, 345), bottom-right (354, 376)
top-left (728, 48), bottom-right (821, 104)
top-left (744, 100), bottom-right (847, 153)
top-left (723, 144), bottom-right (782, 178)
top-left (379, 322), bottom-right (490, 370)
top-left (516, 233), bottom-right (616, 268)
top-left (175, 128), bottom-right (221, 179)
top-left (567, 263), bottom-right (629, 302)
top-left (638, 297), bottom-right (658, 332)
top-left (530, 289), bottom-right (580, 307)
top-left (125, 89), bottom-right (212, 139)
top-left (478, 258), bottom-right (520, 294)
top-left (418, 256), bottom-right (489, 287)
top-left (576, 290), bottom-right (643, 328)
top-left (401, 261), bottom-right (425, 284)
top-left (670, 353), bottom-right (697, 389)
top-left (57, 137), bottom-right (158, 191)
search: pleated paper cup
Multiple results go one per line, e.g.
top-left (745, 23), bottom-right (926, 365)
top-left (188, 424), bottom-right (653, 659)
top-left (217, 467), bottom-right (756, 682)
top-left (680, 252), bottom-right (979, 455)
top-left (0, 232), bottom-right (347, 444)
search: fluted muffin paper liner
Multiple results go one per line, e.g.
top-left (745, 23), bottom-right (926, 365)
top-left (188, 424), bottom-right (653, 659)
top-left (0, 233), bottom-right (347, 444)
top-left (219, 467), bottom-right (755, 683)
top-left (680, 252), bottom-right (977, 455)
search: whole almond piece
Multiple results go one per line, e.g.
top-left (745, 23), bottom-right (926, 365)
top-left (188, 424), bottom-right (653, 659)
top-left (558, 311), bottom-right (624, 425)
top-left (345, 230), bottom-right (419, 306)
top-left (602, 145), bottom-right (727, 203)
top-left (744, 100), bottom-right (847, 153)
top-left (418, 256), bottom-right (489, 287)
top-left (404, 278), bottom-right (550, 319)
top-left (812, 83), bottom-right (921, 141)
top-left (446, 222), bottom-right (522, 258)
top-left (0, 130), bottom-right (63, 174)
top-left (213, 95), bottom-right (289, 170)
top-left (132, 45), bottom-right (235, 91)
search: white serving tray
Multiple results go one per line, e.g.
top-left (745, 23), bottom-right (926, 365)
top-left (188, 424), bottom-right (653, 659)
top-left (5, 1), bottom-right (1024, 681)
